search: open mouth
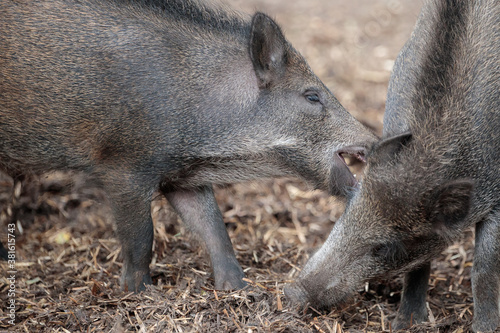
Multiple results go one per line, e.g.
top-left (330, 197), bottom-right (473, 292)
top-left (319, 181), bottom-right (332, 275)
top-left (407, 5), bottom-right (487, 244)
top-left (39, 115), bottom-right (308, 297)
top-left (333, 146), bottom-right (367, 189)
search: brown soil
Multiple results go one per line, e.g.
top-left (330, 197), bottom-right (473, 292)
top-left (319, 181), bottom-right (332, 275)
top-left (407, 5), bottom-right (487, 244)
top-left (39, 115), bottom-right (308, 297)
top-left (1, 1), bottom-right (477, 332)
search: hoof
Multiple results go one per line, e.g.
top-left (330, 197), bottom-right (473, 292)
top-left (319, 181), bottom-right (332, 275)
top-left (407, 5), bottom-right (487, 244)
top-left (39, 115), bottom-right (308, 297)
top-left (214, 266), bottom-right (246, 290)
top-left (392, 312), bottom-right (427, 331)
top-left (121, 270), bottom-right (153, 292)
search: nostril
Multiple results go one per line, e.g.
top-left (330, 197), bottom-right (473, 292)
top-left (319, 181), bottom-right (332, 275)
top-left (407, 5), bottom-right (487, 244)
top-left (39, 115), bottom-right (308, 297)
top-left (284, 283), bottom-right (307, 304)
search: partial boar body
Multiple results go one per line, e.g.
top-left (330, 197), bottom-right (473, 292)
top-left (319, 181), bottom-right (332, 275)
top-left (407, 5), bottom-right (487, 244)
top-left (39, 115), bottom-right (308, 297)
top-left (0, 0), bottom-right (376, 292)
top-left (285, 0), bottom-right (499, 331)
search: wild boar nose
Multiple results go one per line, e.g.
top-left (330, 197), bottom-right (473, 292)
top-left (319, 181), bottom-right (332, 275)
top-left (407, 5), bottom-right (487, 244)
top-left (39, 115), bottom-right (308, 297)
top-left (284, 282), bottom-right (308, 305)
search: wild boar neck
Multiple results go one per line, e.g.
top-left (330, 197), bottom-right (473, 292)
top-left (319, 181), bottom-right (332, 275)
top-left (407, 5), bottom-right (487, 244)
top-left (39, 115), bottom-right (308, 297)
top-left (384, 0), bottom-right (499, 224)
top-left (146, 22), bottom-right (288, 186)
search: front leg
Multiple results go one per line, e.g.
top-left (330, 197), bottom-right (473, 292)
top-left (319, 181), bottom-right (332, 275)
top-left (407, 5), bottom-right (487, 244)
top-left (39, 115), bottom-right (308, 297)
top-left (392, 262), bottom-right (431, 330)
top-left (471, 209), bottom-right (500, 333)
top-left (163, 185), bottom-right (245, 290)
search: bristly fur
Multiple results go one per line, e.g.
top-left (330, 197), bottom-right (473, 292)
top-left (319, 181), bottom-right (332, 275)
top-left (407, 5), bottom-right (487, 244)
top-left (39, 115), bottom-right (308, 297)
top-left (111, 0), bottom-right (248, 35)
top-left (411, 0), bottom-right (468, 120)
top-left (392, 0), bottom-right (498, 195)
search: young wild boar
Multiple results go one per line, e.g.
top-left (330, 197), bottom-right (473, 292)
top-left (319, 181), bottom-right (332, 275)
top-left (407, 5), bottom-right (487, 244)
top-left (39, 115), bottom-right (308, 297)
top-left (285, 0), bottom-right (499, 331)
top-left (0, 0), bottom-right (376, 292)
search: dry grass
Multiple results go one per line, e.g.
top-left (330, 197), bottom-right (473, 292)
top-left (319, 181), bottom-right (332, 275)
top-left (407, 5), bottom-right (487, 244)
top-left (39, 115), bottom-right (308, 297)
top-left (0, 174), bottom-right (476, 332)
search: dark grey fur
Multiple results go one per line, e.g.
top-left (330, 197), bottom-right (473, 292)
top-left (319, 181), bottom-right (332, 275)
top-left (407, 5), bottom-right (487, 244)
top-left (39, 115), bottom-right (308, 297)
top-left (285, 0), bottom-right (499, 331)
top-left (0, 0), bottom-right (376, 292)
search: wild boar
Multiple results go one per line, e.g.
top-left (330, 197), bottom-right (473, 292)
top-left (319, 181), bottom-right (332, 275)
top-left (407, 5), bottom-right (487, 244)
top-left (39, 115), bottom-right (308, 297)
top-left (285, 0), bottom-right (499, 331)
top-left (0, 0), bottom-right (375, 292)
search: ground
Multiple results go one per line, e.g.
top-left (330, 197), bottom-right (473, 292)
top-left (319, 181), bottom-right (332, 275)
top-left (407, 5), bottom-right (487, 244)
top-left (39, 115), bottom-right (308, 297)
top-left (0, 0), bottom-right (479, 332)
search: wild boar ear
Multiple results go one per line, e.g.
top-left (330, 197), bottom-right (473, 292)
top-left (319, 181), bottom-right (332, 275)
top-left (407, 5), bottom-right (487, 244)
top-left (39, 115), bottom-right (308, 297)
top-left (427, 179), bottom-right (474, 236)
top-left (249, 12), bottom-right (287, 88)
top-left (369, 132), bottom-right (412, 161)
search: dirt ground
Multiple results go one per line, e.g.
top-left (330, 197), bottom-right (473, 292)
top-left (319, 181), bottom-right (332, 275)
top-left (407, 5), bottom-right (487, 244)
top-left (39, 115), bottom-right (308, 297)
top-left (0, 0), bottom-right (480, 332)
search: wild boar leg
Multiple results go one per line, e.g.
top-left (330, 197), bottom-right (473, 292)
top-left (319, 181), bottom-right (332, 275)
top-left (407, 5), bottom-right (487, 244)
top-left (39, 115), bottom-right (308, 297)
top-left (102, 174), bottom-right (155, 293)
top-left (472, 210), bottom-right (500, 332)
top-left (392, 262), bottom-right (431, 330)
top-left (164, 185), bottom-right (245, 290)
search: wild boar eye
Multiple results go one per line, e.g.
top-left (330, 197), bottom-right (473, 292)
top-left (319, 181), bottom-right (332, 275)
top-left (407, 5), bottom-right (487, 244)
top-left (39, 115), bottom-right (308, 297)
top-left (372, 243), bottom-right (391, 257)
top-left (304, 92), bottom-right (321, 104)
